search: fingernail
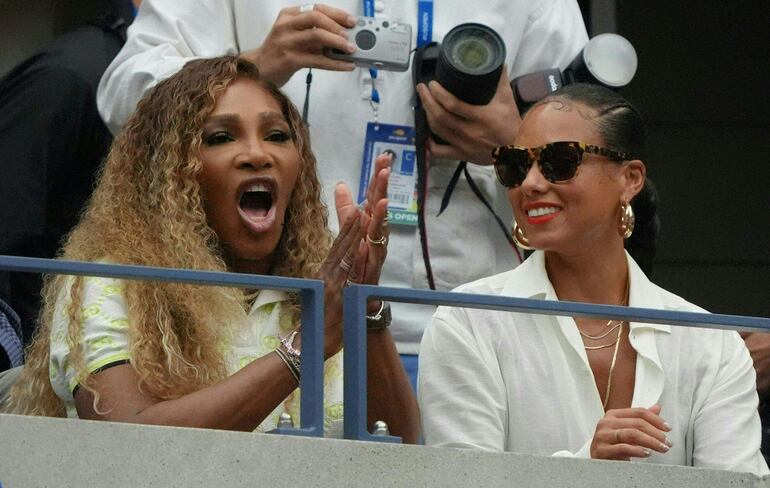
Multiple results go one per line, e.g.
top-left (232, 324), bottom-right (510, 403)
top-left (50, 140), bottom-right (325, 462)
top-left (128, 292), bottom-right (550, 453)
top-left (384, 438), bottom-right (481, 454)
top-left (663, 421), bottom-right (672, 431)
top-left (659, 442), bottom-right (669, 452)
top-left (347, 15), bottom-right (358, 25)
top-left (642, 449), bottom-right (651, 457)
top-left (664, 435), bottom-right (673, 447)
top-left (346, 42), bottom-right (356, 53)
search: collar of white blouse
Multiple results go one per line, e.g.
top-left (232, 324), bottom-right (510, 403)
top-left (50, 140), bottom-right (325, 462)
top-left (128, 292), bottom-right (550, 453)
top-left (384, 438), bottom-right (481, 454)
top-left (501, 250), bottom-right (673, 411)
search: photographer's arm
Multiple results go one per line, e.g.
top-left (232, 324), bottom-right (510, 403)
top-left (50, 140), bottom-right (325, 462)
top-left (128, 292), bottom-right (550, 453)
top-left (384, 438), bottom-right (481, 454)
top-left (416, 70), bottom-right (521, 164)
top-left (241, 4), bottom-right (357, 87)
top-left (98, 1), bottom-right (356, 133)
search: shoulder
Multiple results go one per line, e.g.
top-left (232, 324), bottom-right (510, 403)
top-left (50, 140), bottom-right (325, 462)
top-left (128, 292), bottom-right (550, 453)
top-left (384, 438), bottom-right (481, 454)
top-left (451, 269), bottom-right (513, 296)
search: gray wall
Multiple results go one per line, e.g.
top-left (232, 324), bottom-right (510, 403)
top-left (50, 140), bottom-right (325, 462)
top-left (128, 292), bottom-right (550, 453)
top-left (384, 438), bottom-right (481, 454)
top-left (2, 414), bottom-right (768, 487)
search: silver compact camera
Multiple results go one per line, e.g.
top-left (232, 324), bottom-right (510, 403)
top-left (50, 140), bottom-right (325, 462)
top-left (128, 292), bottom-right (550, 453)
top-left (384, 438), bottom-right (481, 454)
top-left (324, 17), bottom-right (412, 72)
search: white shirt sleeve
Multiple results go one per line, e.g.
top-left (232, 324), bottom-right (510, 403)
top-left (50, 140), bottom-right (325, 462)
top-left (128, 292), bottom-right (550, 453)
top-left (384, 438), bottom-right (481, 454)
top-left (49, 277), bottom-right (131, 399)
top-left (509, 0), bottom-right (589, 77)
top-left (418, 309), bottom-right (508, 451)
top-left (97, 0), bottom-right (240, 134)
top-left (691, 331), bottom-right (770, 475)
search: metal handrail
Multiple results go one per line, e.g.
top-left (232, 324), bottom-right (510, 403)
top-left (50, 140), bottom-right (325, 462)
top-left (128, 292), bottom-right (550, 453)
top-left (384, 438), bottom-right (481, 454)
top-left (342, 284), bottom-right (770, 443)
top-left (4, 255), bottom-right (769, 444)
top-left (0, 255), bottom-right (325, 437)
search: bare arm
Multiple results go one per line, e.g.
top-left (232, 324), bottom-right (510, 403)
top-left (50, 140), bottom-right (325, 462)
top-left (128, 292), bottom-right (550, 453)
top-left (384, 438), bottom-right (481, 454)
top-left (74, 353), bottom-right (297, 431)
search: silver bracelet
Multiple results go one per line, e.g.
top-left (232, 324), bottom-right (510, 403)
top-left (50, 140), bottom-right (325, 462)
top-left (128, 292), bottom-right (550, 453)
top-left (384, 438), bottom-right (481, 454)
top-left (279, 330), bottom-right (301, 377)
top-left (274, 348), bottom-right (300, 384)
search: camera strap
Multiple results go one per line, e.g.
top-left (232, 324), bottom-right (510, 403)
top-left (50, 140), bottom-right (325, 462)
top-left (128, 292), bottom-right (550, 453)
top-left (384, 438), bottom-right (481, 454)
top-left (438, 163), bottom-right (524, 263)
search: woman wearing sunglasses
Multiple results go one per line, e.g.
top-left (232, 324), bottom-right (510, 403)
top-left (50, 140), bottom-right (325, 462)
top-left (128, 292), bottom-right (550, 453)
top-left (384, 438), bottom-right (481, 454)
top-left (418, 84), bottom-right (767, 474)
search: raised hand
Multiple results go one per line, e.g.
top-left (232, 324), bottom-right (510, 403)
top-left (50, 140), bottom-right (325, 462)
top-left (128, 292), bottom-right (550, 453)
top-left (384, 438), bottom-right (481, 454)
top-left (590, 404), bottom-right (673, 460)
top-left (416, 68), bottom-right (521, 164)
top-left (242, 4), bottom-right (357, 87)
top-left (316, 206), bottom-right (364, 358)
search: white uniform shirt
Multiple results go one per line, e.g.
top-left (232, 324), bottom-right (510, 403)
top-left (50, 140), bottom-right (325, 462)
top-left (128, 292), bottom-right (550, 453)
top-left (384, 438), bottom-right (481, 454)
top-left (419, 251), bottom-right (769, 475)
top-left (97, 0), bottom-right (588, 353)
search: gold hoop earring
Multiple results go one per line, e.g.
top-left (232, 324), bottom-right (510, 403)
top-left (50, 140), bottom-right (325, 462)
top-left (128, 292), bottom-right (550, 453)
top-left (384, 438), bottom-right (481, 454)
top-left (512, 221), bottom-right (535, 250)
top-left (619, 202), bottom-right (635, 239)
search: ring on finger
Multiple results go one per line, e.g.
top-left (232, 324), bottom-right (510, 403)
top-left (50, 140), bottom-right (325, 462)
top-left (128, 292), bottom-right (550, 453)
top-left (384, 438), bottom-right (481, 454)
top-left (340, 257), bottom-right (353, 272)
top-left (345, 278), bottom-right (358, 287)
top-left (614, 430), bottom-right (620, 444)
top-left (367, 234), bottom-right (387, 246)
top-left (299, 3), bottom-right (315, 12)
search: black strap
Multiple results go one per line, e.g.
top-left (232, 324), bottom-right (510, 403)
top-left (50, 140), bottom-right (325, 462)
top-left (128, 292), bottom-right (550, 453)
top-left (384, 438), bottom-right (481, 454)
top-left (438, 161), bottom-right (465, 216)
top-left (461, 165), bottom-right (523, 264)
top-left (414, 103), bottom-right (437, 289)
top-left (302, 69), bottom-right (313, 124)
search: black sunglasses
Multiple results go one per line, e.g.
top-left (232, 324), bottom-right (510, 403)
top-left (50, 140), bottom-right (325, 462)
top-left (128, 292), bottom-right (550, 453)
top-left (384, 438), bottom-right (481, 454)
top-left (492, 141), bottom-right (631, 188)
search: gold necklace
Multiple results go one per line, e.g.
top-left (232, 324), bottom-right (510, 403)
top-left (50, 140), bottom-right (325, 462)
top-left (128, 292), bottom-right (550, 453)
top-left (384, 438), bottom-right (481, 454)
top-left (580, 320), bottom-right (622, 341)
top-left (602, 322), bottom-right (624, 409)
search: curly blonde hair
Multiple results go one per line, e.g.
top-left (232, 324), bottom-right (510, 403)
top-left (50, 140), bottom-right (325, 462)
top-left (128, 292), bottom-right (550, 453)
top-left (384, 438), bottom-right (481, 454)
top-left (6, 56), bottom-right (332, 416)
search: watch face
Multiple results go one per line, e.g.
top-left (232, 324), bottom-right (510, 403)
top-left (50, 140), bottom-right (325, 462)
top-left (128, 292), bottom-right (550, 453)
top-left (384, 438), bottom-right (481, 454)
top-left (366, 302), bottom-right (391, 331)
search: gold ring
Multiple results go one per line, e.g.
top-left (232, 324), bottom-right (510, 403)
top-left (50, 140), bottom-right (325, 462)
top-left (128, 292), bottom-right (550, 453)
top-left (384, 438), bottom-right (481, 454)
top-left (367, 234), bottom-right (387, 246)
top-left (614, 430), bottom-right (620, 444)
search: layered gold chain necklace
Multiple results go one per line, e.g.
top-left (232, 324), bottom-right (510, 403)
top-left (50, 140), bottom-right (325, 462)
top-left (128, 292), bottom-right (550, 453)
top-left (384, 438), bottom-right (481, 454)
top-left (579, 275), bottom-right (630, 409)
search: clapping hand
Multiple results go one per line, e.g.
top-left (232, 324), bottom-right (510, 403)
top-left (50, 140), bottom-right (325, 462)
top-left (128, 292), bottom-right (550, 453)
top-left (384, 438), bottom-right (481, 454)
top-left (315, 153), bottom-right (391, 358)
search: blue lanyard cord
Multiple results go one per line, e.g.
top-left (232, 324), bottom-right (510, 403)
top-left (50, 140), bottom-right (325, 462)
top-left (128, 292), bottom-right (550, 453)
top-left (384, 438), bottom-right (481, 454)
top-left (361, 0), bottom-right (433, 116)
top-left (416, 0), bottom-right (433, 48)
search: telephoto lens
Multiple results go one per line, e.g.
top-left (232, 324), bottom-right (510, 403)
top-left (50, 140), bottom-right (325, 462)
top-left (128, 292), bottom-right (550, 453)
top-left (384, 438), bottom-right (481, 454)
top-left (436, 23), bottom-right (506, 105)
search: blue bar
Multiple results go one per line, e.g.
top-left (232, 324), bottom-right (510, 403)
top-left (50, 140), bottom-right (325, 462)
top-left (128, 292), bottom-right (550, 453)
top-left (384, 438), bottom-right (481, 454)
top-left (342, 287), bottom-right (401, 443)
top-left (342, 284), bottom-right (770, 442)
top-left (0, 255), bottom-right (325, 437)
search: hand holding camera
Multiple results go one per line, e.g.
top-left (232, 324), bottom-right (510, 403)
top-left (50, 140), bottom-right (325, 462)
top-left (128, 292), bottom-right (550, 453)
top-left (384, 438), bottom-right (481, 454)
top-left (323, 16), bottom-right (412, 72)
top-left (416, 71), bottom-right (520, 164)
top-left (413, 23), bottom-right (520, 164)
top-left (242, 3), bottom-right (358, 87)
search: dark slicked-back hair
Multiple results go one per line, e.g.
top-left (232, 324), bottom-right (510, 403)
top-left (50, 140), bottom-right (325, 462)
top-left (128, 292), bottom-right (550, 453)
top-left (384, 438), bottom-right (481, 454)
top-left (536, 84), bottom-right (660, 276)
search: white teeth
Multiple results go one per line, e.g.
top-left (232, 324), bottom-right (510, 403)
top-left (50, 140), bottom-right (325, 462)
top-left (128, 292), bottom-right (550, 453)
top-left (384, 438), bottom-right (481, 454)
top-left (527, 206), bottom-right (560, 217)
top-left (245, 183), bottom-right (269, 194)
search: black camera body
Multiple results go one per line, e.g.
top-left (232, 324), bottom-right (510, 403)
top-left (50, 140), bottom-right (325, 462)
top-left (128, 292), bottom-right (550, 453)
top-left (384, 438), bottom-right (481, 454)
top-left (412, 23), bottom-right (507, 144)
top-left (412, 23), bottom-right (506, 106)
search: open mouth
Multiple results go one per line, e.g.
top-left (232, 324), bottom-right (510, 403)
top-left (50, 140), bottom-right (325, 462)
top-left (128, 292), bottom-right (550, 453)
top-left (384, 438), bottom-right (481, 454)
top-left (237, 179), bottom-right (277, 233)
top-left (240, 183), bottom-right (273, 220)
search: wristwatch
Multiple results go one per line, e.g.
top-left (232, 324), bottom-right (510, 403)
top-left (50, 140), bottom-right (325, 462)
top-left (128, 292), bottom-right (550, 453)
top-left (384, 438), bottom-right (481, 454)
top-left (366, 301), bottom-right (392, 331)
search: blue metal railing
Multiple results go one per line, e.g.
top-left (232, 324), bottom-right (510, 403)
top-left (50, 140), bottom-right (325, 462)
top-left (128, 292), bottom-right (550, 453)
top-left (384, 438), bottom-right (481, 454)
top-left (3, 255), bottom-right (769, 444)
top-left (0, 255), bottom-right (325, 437)
top-left (341, 284), bottom-right (770, 443)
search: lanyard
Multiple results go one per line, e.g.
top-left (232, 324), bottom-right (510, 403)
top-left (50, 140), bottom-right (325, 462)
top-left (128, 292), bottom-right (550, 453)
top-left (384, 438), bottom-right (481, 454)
top-left (361, 0), bottom-right (433, 44)
top-left (361, 0), bottom-right (434, 120)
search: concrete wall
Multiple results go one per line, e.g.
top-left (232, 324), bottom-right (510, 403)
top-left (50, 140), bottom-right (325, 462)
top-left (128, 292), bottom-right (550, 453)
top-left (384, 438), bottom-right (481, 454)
top-left (0, 414), bottom-right (767, 487)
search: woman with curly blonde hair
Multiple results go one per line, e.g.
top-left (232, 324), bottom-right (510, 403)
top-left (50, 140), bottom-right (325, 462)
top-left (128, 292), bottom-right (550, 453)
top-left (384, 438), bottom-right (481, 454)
top-left (6, 55), bottom-right (418, 440)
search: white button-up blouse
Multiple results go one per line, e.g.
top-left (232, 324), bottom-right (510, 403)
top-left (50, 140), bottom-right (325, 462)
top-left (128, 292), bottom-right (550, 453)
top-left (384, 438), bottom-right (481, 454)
top-left (419, 251), bottom-right (769, 475)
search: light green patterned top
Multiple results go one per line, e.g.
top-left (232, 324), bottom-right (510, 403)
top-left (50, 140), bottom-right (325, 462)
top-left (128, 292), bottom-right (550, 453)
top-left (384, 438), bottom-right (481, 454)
top-left (49, 276), bottom-right (344, 435)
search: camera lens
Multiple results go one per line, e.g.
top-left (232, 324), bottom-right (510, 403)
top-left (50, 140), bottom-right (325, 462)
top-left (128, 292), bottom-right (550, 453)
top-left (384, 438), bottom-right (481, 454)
top-left (452, 38), bottom-right (493, 72)
top-left (436, 23), bottom-right (506, 105)
top-left (355, 30), bottom-right (377, 51)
